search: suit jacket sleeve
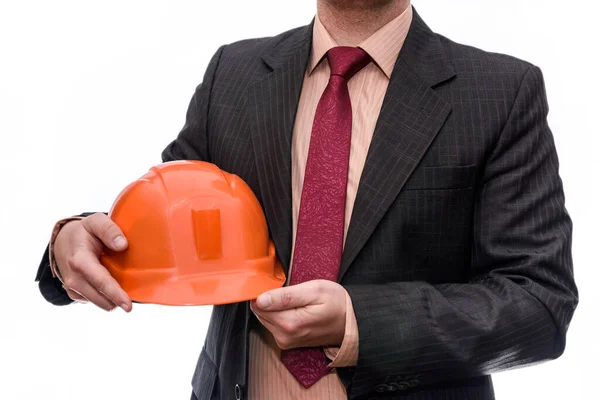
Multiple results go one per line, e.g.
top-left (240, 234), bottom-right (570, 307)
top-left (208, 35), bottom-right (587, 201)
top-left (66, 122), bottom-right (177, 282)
top-left (343, 65), bottom-right (578, 396)
top-left (161, 46), bottom-right (225, 163)
top-left (35, 46), bottom-right (226, 306)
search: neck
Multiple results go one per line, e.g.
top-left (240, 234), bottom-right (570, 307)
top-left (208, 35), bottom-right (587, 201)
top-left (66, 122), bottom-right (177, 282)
top-left (317, 0), bottom-right (410, 46)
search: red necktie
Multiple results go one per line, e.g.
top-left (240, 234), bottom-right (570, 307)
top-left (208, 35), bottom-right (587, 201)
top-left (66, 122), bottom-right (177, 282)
top-left (281, 46), bottom-right (371, 388)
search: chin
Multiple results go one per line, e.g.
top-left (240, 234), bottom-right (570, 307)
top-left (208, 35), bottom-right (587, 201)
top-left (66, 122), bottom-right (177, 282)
top-left (324, 0), bottom-right (402, 11)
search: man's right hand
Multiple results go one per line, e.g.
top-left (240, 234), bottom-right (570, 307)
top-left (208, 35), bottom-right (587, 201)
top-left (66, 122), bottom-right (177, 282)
top-left (53, 213), bottom-right (132, 312)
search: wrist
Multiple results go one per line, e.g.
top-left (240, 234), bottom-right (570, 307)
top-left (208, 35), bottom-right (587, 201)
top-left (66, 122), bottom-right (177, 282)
top-left (49, 217), bottom-right (83, 281)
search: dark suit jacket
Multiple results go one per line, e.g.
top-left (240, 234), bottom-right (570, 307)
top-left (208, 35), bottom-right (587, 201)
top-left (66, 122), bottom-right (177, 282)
top-left (37, 8), bottom-right (578, 400)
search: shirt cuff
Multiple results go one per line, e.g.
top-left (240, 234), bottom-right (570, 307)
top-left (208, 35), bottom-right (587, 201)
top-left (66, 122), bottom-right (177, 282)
top-left (324, 289), bottom-right (358, 367)
top-left (48, 216), bottom-right (84, 283)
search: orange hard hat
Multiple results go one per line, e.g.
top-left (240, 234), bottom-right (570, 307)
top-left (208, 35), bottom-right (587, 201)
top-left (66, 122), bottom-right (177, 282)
top-left (100, 160), bottom-right (285, 306)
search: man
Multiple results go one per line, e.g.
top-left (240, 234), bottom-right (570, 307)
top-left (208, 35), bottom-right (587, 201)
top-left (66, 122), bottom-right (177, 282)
top-left (35, 0), bottom-right (578, 399)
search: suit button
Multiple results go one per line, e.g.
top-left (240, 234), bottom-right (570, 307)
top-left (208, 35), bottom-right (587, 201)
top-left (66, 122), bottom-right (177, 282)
top-left (234, 383), bottom-right (242, 400)
top-left (375, 384), bottom-right (388, 393)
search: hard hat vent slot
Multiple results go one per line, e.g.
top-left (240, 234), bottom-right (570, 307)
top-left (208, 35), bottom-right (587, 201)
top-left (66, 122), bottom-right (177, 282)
top-left (192, 208), bottom-right (223, 260)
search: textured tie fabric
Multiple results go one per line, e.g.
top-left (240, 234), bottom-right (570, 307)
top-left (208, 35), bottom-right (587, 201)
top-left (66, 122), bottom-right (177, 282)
top-left (281, 46), bottom-right (371, 389)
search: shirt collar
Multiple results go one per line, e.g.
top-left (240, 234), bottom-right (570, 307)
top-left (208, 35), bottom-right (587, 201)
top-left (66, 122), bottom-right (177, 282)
top-left (308, 4), bottom-right (413, 79)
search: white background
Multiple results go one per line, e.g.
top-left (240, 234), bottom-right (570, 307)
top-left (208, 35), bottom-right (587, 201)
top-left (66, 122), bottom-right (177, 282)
top-left (1, 0), bottom-right (598, 399)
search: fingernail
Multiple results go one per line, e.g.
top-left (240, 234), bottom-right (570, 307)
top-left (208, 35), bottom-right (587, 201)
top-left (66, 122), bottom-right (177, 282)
top-left (120, 303), bottom-right (130, 312)
top-left (113, 236), bottom-right (126, 249)
top-left (257, 294), bottom-right (272, 309)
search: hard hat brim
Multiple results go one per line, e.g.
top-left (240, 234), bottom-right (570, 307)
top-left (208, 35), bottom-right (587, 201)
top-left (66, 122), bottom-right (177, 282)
top-left (102, 240), bottom-right (287, 306)
top-left (120, 259), bottom-right (285, 306)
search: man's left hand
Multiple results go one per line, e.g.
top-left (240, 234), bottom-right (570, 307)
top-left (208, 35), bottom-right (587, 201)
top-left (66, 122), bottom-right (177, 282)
top-left (250, 280), bottom-right (347, 350)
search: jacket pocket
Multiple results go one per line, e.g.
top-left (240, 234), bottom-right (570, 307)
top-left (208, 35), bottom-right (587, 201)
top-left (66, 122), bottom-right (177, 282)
top-left (192, 349), bottom-right (218, 400)
top-left (403, 164), bottom-right (477, 190)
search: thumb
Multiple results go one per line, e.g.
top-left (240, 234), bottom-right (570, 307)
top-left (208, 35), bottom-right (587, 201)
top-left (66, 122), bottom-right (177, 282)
top-left (82, 213), bottom-right (128, 252)
top-left (256, 282), bottom-right (315, 311)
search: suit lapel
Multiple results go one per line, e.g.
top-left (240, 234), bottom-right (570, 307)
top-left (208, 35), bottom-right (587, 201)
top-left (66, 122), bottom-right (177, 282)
top-left (247, 24), bottom-right (313, 276)
top-left (338, 9), bottom-right (457, 281)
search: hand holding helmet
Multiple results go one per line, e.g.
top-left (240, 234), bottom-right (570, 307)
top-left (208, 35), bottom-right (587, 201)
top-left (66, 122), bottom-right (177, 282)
top-left (53, 213), bottom-right (132, 312)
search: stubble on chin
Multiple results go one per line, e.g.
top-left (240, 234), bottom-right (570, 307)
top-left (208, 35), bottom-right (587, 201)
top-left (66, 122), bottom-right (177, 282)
top-left (321, 0), bottom-right (399, 12)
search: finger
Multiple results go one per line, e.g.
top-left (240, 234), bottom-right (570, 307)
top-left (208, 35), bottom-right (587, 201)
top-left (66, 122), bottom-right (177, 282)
top-left (64, 286), bottom-right (88, 302)
top-left (250, 302), bottom-right (287, 332)
top-left (255, 315), bottom-right (278, 335)
top-left (67, 251), bottom-right (132, 312)
top-left (81, 213), bottom-right (128, 251)
top-left (65, 279), bottom-right (117, 311)
top-left (255, 281), bottom-right (320, 311)
top-left (250, 301), bottom-right (277, 325)
top-left (253, 308), bottom-right (299, 330)
top-left (250, 305), bottom-right (269, 327)
top-left (254, 309), bottom-right (307, 350)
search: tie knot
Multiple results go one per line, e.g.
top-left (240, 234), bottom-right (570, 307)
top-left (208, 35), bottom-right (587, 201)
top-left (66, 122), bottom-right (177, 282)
top-left (327, 46), bottom-right (371, 80)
